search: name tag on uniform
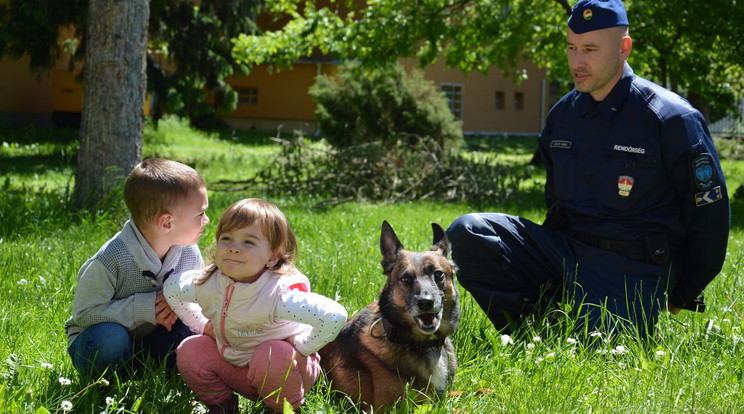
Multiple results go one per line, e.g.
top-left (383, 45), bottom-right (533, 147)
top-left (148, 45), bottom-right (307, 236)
top-left (551, 140), bottom-right (572, 150)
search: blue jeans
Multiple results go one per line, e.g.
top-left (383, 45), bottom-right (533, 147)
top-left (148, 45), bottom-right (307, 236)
top-left (68, 320), bottom-right (194, 380)
top-left (446, 213), bottom-right (676, 337)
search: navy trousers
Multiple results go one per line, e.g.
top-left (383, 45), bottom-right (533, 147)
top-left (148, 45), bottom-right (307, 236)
top-left (446, 213), bottom-right (676, 336)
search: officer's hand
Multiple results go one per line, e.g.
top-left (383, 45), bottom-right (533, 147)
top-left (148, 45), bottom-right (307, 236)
top-left (667, 302), bottom-right (681, 315)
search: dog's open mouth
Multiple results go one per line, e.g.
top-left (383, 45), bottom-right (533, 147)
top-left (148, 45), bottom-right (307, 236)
top-left (415, 313), bottom-right (441, 333)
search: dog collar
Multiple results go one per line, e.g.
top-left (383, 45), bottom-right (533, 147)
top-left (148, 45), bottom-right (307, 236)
top-left (371, 317), bottom-right (446, 348)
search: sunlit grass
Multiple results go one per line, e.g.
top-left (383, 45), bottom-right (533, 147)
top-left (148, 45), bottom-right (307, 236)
top-left (1, 118), bottom-right (743, 413)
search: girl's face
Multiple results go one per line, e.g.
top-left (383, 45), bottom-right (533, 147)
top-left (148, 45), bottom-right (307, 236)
top-left (215, 221), bottom-right (278, 283)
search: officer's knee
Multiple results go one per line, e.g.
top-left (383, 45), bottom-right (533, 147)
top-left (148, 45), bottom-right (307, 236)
top-left (447, 213), bottom-right (483, 245)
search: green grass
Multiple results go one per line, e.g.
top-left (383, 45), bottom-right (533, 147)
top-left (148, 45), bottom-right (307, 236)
top-left (1, 117), bottom-right (743, 413)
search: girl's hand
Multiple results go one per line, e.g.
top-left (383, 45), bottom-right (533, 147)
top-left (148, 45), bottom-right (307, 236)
top-left (203, 321), bottom-right (216, 339)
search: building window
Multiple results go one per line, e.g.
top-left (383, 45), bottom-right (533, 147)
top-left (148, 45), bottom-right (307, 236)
top-left (238, 87), bottom-right (258, 106)
top-left (514, 92), bottom-right (524, 110)
top-left (495, 91), bottom-right (505, 110)
top-left (440, 83), bottom-right (464, 120)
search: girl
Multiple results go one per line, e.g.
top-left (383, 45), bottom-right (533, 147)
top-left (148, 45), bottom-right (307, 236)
top-left (164, 198), bottom-right (347, 413)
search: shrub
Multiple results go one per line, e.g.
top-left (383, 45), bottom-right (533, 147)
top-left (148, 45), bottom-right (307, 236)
top-left (309, 61), bottom-right (463, 152)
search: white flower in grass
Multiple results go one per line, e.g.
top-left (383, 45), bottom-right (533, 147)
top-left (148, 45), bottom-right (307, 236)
top-left (99, 378), bottom-right (109, 386)
top-left (566, 337), bottom-right (577, 344)
top-left (611, 345), bottom-right (627, 355)
top-left (58, 377), bottom-right (72, 386)
top-left (527, 343), bottom-right (535, 353)
top-left (545, 352), bottom-right (556, 361)
top-left (60, 400), bottom-right (73, 412)
top-left (589, 331), bottom-right (603, 338)
top-left (106, 397), bottom-right (115, 406)
top-left (655, 350), bottom-right (666, 357)
top-left (40, 362), bottom-right (53, 369)
top-left (17, 278), bottom-right (28, 286)
top-left (500, 334), bottom-right (514, 346)
top-left (532, 336), bottom-right (541, 342)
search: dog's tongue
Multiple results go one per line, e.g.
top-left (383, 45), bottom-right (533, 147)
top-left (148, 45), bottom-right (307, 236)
top-left (419, 313), bottom-right (435, 325)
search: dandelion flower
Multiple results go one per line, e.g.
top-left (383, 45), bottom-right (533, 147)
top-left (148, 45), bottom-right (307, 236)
top-left (60, 400), bottom-right (73, 412)
top-left (59, 377), bottom-right (72, 386)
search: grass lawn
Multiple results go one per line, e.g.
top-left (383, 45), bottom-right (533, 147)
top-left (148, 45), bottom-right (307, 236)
top-left (1, 117), bottom-right (743, 413)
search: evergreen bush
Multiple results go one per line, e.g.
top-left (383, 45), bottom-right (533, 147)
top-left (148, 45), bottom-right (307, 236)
top-left (309, 61), bottom-right (463, 152)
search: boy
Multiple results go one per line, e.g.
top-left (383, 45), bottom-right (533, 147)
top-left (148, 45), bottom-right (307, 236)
top-left (65, 158), bottom-right (210, 380)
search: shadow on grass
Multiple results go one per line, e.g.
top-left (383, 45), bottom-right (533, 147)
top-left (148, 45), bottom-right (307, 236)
top-left (464, 134), bottom-right (540, 156)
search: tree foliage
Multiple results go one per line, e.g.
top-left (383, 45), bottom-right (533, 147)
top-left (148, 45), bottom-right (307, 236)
top-left (233, 0), bottom-right (744, 119)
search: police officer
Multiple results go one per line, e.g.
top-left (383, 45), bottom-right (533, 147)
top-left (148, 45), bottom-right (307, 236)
top-left (447, 0), bottom-right (730, 336)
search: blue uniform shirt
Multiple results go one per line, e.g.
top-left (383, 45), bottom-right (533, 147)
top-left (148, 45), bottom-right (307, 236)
top-left (539, 63), bottom-right (730, 308)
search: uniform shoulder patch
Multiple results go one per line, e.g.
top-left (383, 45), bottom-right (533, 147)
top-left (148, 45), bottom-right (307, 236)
top-left (692, 153), bottom-right (716, 190)
top-left (695, 186), bottom-right (722, 207)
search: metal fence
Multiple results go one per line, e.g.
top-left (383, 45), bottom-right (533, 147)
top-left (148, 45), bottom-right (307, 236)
top-left (709, 99), bottom-right (744, 138)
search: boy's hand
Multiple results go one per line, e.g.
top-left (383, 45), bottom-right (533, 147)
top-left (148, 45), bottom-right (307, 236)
top-left (155, 290), bottom-right (177, 331)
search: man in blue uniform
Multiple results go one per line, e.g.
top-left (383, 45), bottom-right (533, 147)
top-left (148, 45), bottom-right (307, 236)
top-left (447, 0), bottom-right (730, 336)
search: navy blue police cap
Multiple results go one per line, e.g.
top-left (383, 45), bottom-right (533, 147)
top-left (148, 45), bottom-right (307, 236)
top-left (568, 0), bottom-right (628, 34)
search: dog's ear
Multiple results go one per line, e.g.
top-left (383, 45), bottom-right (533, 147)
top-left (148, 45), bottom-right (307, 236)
top-left (380, 220), bottom-right (404, 273)
top-left (431, 222), bottom-right (450, 257)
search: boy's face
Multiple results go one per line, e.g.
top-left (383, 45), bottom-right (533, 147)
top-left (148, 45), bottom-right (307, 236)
top-left (168, 186), bottom-right (210, 246)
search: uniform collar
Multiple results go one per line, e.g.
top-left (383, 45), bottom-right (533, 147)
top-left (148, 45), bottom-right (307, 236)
top-left (575, 62), bottom-right (634, 119)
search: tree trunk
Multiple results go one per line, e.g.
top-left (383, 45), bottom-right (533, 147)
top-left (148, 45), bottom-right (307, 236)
top-left (73, 0), bottom-right (149, 210)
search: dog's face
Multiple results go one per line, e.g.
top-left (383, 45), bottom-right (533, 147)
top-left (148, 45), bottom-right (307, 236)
top-left (378, 220), bottom-right (459, 339)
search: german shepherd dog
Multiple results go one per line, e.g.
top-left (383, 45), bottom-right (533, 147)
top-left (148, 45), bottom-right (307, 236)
top-left (319, 220), bottom-right (460, 411)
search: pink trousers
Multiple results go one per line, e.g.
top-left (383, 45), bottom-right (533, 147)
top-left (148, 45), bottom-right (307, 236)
top-left (176, 335), bottom-right (320, 412)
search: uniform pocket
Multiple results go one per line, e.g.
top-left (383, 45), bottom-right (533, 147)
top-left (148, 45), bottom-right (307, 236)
top-left (600, 146), bottom-right (660, 212)
top-left (549, 138), bottom-right (578, 202)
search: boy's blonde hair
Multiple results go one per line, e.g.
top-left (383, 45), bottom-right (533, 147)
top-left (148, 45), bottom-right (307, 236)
top-left (199, 198), bottom-right (298, 284)
top-left (123, 158), bottom-right (206, 227)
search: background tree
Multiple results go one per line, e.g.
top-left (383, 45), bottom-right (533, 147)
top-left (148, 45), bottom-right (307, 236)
top-left (0, 0), bottom-right (264, 128)
top-left (73, 0), bottom-right (149, 209)
top-left (0, 0), bottom-right (265, 209)
top-left (233, 0), bottom-right (744, 121)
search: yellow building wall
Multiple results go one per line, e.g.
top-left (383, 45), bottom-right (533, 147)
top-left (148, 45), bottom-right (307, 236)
top-left (0, 56), bottom-right (53, 113)
top-left (224, 62), bottom-right (336, 134)
top-left (402, 58), bottom-right (548, 134)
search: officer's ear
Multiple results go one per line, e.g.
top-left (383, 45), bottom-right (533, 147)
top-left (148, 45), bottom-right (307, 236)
top-left (620, 33), bottom-right (632, 59)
